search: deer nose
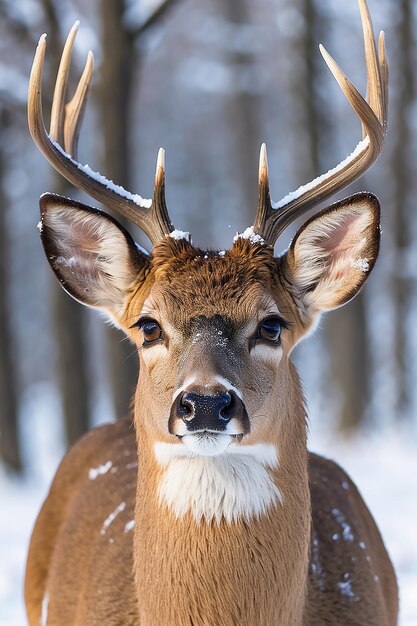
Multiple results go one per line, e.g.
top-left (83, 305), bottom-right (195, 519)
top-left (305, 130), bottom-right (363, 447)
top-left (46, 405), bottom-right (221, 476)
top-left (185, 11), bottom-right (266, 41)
top-left (169, 387), bottom-right (250, 436)
top-left (180, 390), bottom-right (232, 425)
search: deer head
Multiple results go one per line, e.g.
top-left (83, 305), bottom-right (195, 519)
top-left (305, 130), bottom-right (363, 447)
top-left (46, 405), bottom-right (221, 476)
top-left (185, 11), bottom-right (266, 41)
top-left (29, 0), bottom-right (386, 516)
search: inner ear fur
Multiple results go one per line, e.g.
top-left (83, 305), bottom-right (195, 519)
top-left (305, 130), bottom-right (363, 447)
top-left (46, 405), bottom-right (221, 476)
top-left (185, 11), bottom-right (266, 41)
top-left (39, 193), bottom-right (150, 319)
top-left (282, 192), bottom-right (380, 314)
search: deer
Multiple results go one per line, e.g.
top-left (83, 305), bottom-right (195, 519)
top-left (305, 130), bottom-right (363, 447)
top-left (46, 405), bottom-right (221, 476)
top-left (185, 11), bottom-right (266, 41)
top-left (25, 1), bottom-right (398, 624)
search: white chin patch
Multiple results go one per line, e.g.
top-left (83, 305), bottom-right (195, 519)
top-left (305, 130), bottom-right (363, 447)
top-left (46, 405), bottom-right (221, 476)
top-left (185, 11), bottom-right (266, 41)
top-left (154, 440), bottom-right (281, 523)
top-left (181, 433), bottom-right (232, 456)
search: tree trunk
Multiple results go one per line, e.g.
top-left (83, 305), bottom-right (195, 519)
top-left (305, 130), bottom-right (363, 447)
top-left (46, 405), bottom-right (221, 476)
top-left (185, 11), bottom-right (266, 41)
top-left (217, 0), bottom-right (261, 228)
top-left (99, 0), bottom-right (138, 418)
top-left (390, 0), bottom-right (414, 421)
top-left (0, 108), bottom-right (21, 471)
top-left (42, 1), bottom-right (91, 445)
top-left (299, 0), bottom-right (369, 432)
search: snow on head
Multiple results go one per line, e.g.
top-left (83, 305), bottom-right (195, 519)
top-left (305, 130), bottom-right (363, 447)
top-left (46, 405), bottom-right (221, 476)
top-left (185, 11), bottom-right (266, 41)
top-left (233, 226), bottom-right (265, 245)
top-left (169, 229), bottom-right (191, 242)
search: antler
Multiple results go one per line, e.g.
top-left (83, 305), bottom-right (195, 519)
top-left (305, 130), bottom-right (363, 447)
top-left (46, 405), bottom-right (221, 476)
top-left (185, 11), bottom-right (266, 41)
top-left (28, 22), bottom-right (174, 245)
top-left (253, 0), bottom-right (388, 246)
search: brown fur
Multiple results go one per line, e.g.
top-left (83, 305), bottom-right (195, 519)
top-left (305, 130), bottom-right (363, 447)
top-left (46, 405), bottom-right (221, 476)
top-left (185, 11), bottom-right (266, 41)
top-left (26, 196), bottom-right (398, 625)
top-left (25, 419), bottom-right (398, 625)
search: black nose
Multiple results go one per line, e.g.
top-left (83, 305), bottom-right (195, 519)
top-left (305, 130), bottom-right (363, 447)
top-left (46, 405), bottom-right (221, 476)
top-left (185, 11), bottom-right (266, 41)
top-left (180, 391), bottom-right (232, 430)
top-left (169, 388), bottom-right (249, 435)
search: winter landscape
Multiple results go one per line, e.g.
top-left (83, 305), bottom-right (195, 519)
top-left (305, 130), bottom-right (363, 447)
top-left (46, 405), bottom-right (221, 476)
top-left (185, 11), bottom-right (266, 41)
top-left (1, 0), bottom-right (417, 623)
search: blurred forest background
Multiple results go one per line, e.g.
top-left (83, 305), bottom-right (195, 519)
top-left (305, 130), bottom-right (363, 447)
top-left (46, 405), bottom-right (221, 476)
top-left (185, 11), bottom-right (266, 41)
top-left (1, 0), bottom-right (416, 473)
top-left (1, 0), bottom-right (417, 623)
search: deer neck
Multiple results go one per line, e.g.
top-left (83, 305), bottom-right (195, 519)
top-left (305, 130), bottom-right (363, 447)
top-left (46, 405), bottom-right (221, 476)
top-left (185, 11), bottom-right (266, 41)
top-left (133, 384), bottom-right (310, 626)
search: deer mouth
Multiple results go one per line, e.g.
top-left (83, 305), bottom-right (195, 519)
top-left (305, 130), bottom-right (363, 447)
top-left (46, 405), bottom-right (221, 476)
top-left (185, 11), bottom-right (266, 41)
top-left (178, 431), bottom-right (242, 456)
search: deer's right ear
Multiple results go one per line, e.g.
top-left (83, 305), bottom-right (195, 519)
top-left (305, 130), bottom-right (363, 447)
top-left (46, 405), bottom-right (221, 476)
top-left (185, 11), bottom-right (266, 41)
top-left (39, 193), bottom-right (150, 320)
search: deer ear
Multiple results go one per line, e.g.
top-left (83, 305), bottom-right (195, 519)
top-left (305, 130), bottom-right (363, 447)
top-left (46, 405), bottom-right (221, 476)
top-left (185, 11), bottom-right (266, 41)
top-left (39, 193), bottom-right (149, 320)
top-left (282, 193), bottom-right (380, 314)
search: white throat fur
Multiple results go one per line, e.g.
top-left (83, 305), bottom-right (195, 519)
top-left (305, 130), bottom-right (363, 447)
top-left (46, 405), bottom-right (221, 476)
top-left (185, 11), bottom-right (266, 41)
top-left (154, 441), bottom-right (282, 523)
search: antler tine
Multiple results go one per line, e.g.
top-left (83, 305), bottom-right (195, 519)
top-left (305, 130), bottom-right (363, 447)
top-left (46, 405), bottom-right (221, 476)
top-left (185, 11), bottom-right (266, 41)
top-left (252, 0), bottom-right (387, 247)
top-left (64, 49), bottom-right (94, 158)
top-left (256, 143), bottom-right (271, 234)
top-left (49, 22), bottom-right (78, 147)
top-left (153, 148), bottom-right (174, 236)
top-left (28, 26), bottom-right (174, 245)
top-left (378, 31), bottom-right (389, 131)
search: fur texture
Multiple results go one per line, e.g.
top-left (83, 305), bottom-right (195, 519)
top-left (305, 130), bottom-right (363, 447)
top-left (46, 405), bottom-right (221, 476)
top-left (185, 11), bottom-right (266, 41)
top-left (155, 442), bottom-right (281, 522)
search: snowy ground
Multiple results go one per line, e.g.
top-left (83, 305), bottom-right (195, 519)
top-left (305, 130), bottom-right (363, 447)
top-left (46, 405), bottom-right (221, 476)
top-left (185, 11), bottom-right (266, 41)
top-left (1, 417), bottom-right (416, 625)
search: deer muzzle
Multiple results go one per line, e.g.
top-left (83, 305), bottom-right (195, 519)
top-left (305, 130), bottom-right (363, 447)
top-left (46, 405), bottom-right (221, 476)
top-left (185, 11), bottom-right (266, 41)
top-left (168, 386), bottom-right (250, 440)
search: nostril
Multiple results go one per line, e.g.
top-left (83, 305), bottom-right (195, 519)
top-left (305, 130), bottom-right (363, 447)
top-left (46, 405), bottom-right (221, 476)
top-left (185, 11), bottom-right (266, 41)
top-left (218, 392), bottom-right (232, 421)
top-left (179, 393), bottom-right (195, 421)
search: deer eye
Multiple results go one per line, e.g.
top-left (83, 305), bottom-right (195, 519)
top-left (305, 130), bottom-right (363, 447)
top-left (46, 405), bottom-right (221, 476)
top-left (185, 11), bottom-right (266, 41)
top-left (257, 318), bottom-right (283, 344)
top-left (138, 319), bottom-right (163, 345)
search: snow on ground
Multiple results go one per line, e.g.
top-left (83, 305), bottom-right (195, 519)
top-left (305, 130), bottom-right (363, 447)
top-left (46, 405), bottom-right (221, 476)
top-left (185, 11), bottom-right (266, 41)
top-left (1, 417), bottom-right (416, 625)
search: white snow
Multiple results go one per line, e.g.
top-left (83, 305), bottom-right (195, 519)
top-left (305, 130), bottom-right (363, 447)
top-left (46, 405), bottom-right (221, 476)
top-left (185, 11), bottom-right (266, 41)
top-left (55, 255), bottom-right (78, 269)
top-left (88, 460), bottom-right (113, 480)
top-left (135, 242), bottom-right (150, 256)
top-left (351, 257), bottom-right (370, 272)
top-left (337, 575), bottom-right (358, 601)
top-left (271, 137), bottom-right (370, 210)
top-left (40, 591), bottom-right (49, 626)
top-left (233, 226), bottom-right (265, 245)
top-left (331, 508), bottom-right (354, 542)
top-left (124, 520), bottom-right (135, 533)
top-left (51, 139), bottom-right (152, 208)
top-left (100, 502), bottom-right (126, 536)
top-left (169, 229), bottom-right (191, 241)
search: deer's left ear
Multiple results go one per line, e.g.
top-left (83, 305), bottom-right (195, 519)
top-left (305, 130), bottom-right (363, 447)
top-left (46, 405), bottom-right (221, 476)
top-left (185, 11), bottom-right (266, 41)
top-left (282, 193), bottom-right (380, 314)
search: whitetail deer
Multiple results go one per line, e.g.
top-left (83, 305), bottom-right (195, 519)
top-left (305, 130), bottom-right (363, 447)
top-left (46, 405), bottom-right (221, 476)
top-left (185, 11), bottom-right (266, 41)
top-left (25, 1), bottom-right (398, 624)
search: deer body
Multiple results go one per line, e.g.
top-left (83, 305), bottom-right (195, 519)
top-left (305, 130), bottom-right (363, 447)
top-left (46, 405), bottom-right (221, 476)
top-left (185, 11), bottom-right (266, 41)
top-left (26, 415), bottom-right (397, 626)
top-left (25, 1), bottom-right (398, 624)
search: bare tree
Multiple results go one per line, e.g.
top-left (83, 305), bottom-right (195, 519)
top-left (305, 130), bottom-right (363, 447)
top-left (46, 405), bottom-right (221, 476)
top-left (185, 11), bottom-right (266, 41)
top-left (390, 0), bottom-right (415, 421)
top-left (298, 0), bottom-right (370, 432)
top-left (41, 0), bottom-right (91, 445)
top-left (0, 107), bottom-right (21, 471)
top-left (99, 0), bottom-right (179, 418)
top-left (216, 0), bottom-right (261, 227)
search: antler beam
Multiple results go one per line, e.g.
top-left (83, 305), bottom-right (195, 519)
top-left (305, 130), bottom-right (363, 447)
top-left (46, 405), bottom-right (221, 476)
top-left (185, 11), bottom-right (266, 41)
top-left (28, 23), bottom-right (174, 245)
top-left (253, 0), bottom-right (388, 246)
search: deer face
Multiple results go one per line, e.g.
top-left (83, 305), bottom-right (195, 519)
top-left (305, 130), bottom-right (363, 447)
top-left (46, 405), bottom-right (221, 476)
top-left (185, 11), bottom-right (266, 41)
top-left (39, 192), bottom-right (380, 460)
top-left (126, 238), bottom-right (291, 457)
